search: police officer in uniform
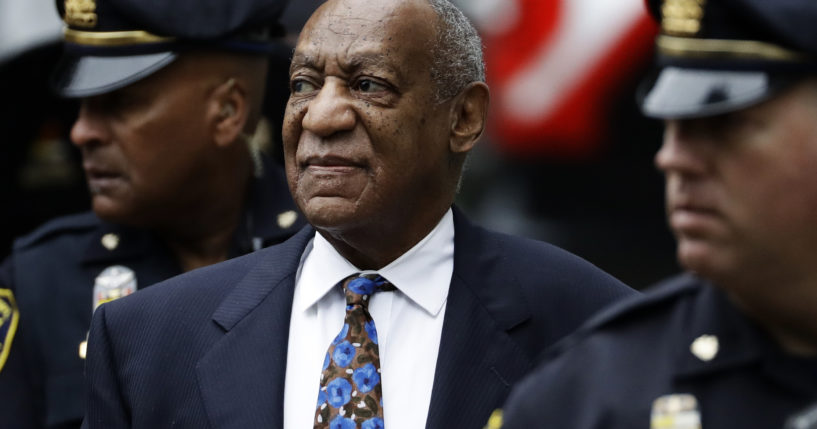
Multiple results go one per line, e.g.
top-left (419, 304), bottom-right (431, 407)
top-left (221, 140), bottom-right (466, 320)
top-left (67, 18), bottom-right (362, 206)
top-left (495, 0), bottom-right (817, 428)
top-left (0, 0), bottom-right (304, 427)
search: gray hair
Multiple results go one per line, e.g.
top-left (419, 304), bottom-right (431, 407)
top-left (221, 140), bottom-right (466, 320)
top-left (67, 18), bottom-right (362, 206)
top-left (426, 0), bottom-right (486, 102)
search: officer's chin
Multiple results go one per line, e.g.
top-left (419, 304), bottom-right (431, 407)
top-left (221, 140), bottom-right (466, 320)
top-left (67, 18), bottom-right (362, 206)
top-left (91, 196), bottom-right (134, 226)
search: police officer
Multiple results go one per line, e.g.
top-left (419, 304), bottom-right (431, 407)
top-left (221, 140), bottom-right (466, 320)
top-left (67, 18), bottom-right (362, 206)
top-left (0, 0), bottom-right (305, 427)
top-left (495, 0), bottom-right (817, 428)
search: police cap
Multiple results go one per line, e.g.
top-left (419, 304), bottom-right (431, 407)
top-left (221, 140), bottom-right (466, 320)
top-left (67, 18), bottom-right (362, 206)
top-left (52, 0), bottom-right (290, 98)
top-left (639, 0), bottom-right (817, 119)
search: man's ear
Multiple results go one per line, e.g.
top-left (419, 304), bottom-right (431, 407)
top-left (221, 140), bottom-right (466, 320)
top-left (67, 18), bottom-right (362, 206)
top-left (210, 78), bottom-right (250, 147)
top-left (449, 82), bottom-right (490, 155)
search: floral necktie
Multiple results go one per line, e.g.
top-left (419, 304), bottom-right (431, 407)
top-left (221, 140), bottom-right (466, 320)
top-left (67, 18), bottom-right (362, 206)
top-left (315, 273), bottom-right (395, 429)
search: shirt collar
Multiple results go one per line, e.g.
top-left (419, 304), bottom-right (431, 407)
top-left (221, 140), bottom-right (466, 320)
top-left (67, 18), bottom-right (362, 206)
top-left (297, 209), bottom-right (454, 316)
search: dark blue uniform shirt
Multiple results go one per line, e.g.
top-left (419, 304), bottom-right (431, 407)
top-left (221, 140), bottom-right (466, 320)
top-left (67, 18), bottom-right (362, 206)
top-left (0, 162), bottom-right (304, 429)
top-left (500, 274), bottom-right (817, 429)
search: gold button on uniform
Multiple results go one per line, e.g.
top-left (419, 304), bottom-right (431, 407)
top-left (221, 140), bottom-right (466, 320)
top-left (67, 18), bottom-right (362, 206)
top-left (690, 334), bottom-right (719, 362)
top-left (277, 210), bottom-right (298, 229)
top-left (101, 233), bottom-right (120, 251)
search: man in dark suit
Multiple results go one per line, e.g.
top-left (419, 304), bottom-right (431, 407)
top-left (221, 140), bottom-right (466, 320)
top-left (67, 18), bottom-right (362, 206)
top-left (81, 1), bottom-right (634, 428)
top-left (497, 0), bottom-right (817, 428)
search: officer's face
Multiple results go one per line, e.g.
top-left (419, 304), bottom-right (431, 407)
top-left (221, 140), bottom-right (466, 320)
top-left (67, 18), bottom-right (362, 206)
top-left (283, 0), bottom-right (457, 247)
top-left (656, 79), bottom-right (817, 294)
top-left (70, 57), bottom-right (220, 226)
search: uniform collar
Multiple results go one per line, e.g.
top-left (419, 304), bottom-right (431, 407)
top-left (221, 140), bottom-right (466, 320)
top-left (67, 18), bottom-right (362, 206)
top-left (675, 283), bottom-right (763, 378)
top-left (675, 281), bottom-right (817, 396)
top-left (81, 220), bottom-right (164, 265)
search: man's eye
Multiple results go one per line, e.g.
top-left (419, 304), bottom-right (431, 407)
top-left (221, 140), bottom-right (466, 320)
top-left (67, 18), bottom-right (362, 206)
top-left (357, 79), bottom-right (387, 93)
top-left (291, 80), bottom-right (317, 94)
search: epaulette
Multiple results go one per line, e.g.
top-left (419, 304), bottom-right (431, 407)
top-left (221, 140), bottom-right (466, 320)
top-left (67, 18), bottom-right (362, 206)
top-left (542, 274), bottom-right (703, 360)
top-left (13, 212), bottom-right (100, 250)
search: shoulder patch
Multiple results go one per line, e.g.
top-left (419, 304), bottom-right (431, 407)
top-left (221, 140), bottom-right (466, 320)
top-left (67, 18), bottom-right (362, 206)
top-left (14, 212), bottom-right (99, 250)
top-left (0, 288), bottom-right (19, 372)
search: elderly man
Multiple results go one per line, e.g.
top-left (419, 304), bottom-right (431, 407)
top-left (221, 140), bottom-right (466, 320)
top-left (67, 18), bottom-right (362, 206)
top-left (0, 0), bottom-right (304, 427)
top-left (80, 1), bottom-right (633, 428)
top-left (497, 0), bottom-right (817, 428)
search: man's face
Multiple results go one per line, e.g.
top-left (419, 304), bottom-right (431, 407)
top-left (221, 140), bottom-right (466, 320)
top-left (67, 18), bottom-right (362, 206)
top-left (656, 80), bottom-right (817, 291)
top-left (283, 0), bottom-right (455, 236)
top-left (70, 57), bottom-right (218, 227)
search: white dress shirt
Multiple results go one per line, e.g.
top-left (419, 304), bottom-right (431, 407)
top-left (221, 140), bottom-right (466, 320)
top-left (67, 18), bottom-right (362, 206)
top-left (283, 209), bottom-right (454, 429)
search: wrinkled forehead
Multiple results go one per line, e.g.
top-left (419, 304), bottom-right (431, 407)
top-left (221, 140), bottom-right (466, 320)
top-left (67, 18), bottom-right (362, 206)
top-left (295, 0), bottom-right (436, 62)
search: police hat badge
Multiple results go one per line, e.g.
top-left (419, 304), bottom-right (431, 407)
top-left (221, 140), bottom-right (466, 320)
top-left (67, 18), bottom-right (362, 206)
top-left (0, 289), bottom-right (20, 372)
top-left (651, 394), bottom-right (702, 429)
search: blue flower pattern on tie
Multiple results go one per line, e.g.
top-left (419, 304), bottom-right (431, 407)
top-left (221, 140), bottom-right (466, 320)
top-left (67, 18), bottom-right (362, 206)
top-left (326, 378), bottom-right (353, 408)
top-left (353, 363), bottom-right (380, 393)
top-left (333, 341), bottom-right (355, 367)
top-left (330, 415), bottom-right (357, 429)
top-left (315, 274), bottom-right (395, 428)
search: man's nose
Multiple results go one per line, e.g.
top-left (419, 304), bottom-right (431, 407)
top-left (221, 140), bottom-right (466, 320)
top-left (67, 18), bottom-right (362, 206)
top-left (70, 101), bottom-right (110, 148)
top-left (302, 79), bottom-right (356, 138)
top-left (654, 120), bottom-right (709, 177)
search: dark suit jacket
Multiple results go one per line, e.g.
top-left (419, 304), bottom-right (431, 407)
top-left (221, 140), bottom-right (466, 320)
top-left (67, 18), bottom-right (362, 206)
top-left (82, 209), bottom-right (634, 429)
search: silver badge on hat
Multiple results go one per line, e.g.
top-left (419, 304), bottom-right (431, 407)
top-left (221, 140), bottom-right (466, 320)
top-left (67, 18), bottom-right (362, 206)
top-left (92, 265), bottom-right (137, 312)
top-left (651, 394), bottom-right (702, 429)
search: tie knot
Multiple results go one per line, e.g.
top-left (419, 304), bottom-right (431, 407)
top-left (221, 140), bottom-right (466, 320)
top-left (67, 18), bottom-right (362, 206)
top-left (342, 273), bottom-right (394, 307)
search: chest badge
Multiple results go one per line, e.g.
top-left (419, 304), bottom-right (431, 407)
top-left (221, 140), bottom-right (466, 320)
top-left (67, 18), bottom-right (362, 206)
top-left (93, 265), bottom-right (138, 312)
top-left (651, 394), bottom-right (702, 429)
top-left (785, 402), bottom-right (817, 429)
top-left (81, 266), bottom-right (138, 359)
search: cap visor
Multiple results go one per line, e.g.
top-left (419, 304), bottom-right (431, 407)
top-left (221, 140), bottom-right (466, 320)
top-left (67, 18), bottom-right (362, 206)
top-left (51, 52), bottom-right (177, 98)
top-left (639, 67), bottom-right (773, 119)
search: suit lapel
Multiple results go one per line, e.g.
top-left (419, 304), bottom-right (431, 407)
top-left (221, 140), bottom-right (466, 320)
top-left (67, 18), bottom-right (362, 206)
top-left (196, 227), bottom-right (314, 429)
top-left (425, 210), bottom-right (534, 429)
